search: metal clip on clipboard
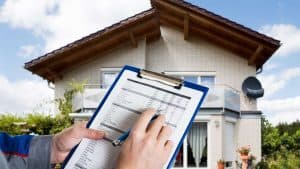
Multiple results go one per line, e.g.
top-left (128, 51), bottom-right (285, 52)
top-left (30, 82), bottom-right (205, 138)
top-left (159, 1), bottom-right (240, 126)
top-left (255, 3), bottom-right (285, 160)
top-left (137, 69), bottom-right (183, 89)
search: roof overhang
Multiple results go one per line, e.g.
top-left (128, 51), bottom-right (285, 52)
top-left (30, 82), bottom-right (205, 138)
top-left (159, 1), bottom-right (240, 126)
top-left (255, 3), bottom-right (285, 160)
top-left (24, 0), bottom-right (280, 82)
top-left (25, 9), bottom-right (160, 82)
top-left (151, 0), bottom-right (280, 67)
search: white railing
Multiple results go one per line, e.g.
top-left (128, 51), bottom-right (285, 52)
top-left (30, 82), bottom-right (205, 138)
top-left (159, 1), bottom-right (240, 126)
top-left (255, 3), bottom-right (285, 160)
top-left (72, 84), bottom-right (107, 113)
top-left (72, 84), bottom-right (240, 113)
top-left (202, 85), bottom-right (240, 112)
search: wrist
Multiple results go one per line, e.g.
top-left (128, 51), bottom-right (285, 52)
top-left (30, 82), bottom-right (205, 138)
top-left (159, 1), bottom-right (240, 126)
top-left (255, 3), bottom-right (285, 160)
top-left (50, 134), bottom-right (59, 164)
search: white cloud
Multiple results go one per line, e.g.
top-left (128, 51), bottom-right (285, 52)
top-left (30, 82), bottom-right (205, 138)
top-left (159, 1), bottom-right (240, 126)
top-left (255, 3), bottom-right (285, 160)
top-left (0, 0), bottom-right (150, 52)
top-left (263, 62), bottom-right (279, 71)
top-left (258, 96), bottom-right (300, 125)
top-left (260, 24), bottom-right (300, 57)
top-left (0, 74), bottom-right (54, 115)
top-left (17, 44), bottom-right (42, 59)
top-left (0, 0), bottom-right (150, 115)
top-left (258, 67), bottom-right (300, 97)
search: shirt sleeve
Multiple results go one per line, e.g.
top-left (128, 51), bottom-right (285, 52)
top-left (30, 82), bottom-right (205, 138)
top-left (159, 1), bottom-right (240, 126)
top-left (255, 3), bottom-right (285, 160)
top-left (0, 133), bottom-right (52, 169)
top-left (27, 135), bottom-right (52, 169)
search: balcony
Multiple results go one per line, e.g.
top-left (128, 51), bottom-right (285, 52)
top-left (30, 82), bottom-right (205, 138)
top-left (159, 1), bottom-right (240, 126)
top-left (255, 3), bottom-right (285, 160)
top-left (70, 84), bottom-right (240, 119)
top-left (72, 84), bottom-right (107, 114)
top-left (202, 85), bottom-right (240, 112)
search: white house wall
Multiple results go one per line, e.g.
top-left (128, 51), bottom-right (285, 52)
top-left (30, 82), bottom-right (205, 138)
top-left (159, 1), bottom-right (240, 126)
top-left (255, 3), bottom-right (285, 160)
top-left (55, 26), bottom-right (257, 111)
top-left (236, 116), bottom-right (262, 162)
top-left (54, 39), bottom-right (146, 99)
top-left (146, 26), bottom-right (257, 111)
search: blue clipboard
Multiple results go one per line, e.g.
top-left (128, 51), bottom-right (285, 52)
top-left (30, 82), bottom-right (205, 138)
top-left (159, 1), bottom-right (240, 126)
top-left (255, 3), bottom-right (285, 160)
top-left (62, 65), bottom-right (208, 169)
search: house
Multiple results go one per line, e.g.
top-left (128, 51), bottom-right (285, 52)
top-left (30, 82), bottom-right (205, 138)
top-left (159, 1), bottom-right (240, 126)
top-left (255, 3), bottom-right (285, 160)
top-left (24, 0), bottom-right (280, 168)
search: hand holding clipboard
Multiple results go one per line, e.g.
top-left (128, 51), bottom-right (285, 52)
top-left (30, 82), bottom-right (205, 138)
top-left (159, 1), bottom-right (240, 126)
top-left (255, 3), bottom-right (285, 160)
top-left (62, 65), bottom-right (208, 169)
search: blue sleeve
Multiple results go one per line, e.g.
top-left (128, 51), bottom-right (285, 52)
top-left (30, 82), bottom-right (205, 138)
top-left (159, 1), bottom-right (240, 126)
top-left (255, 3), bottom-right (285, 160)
top-left (0, 132), bottom-right (33, 157)
top-left (0, 133), bottom-right (52, 169)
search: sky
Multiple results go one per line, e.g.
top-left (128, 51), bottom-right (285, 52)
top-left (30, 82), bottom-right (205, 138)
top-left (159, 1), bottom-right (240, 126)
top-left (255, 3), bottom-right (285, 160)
top-left (0, 0), bottom-right (299, 125)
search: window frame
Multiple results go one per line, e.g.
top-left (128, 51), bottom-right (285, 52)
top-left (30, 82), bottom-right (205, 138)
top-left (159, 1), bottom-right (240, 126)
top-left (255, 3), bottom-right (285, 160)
top-left (99, 67), bottom-right (121, 88)
top-left (163, 71), bottom-right (216, 87)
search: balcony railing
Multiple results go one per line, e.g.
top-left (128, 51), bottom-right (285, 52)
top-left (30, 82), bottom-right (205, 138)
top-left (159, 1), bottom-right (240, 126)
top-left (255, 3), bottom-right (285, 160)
top-left (72, 84), bottom-right (107, 113)
top-left (202, 85), bottom-right (240, 112)
top-left (72, 84), bottom-right (240, 114)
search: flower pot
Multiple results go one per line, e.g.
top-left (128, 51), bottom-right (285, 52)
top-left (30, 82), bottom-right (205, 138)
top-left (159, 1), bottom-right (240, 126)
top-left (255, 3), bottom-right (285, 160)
top-left (240, 152), bottom-right (249, 156)
top-left (217, 163), bottom-right (225, 169)
top-left (240, 154), bottom-right (249, 160)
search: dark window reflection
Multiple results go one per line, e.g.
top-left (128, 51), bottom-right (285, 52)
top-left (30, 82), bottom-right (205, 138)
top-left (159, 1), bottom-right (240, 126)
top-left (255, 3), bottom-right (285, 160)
top-left (174, 146), bottom-right (183, 167)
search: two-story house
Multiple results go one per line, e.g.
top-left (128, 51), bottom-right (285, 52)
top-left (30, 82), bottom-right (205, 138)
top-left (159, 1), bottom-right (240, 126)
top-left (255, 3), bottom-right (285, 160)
top-left (24, 0), bottom-right (280, 168)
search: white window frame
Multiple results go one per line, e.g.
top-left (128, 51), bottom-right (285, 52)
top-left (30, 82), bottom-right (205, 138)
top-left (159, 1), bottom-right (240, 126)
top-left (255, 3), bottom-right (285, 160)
top-left (173, 116), bottom-right (211, 169)
top-left (99, 67), bottom-right (121, 88)
top-left (164, 71), bottom-right (216, 86)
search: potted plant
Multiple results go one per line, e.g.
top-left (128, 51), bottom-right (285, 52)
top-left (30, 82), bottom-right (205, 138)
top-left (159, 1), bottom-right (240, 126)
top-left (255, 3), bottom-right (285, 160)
top-left (237, 146), bottom-right (251, 169)
top-left (248, 154), bottom-right (256, 167)
top-left (217, 159), bottom-right (225, 169)
top-left (237, 145), bottom-right (251, 156)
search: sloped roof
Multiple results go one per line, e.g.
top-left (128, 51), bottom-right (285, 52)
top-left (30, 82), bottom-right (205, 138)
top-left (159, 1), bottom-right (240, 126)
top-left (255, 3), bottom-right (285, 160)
top-left (162, 0), bottom-right (279, 45)
top-left (24, 0), bottom-right (280, 82)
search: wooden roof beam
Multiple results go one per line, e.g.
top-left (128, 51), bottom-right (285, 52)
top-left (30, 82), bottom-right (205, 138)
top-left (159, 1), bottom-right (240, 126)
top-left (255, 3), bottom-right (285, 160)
top-left (184, 13), bottom-right (189, 40)
top-left (159, 12), bottom-right (253, 56)
top-left (45, 68), bottom-right (63, 80)
top-left (154, 0), bottom-right (275, 52)
top-left (53, 29), bottom-right (161, 76)
top-left (248, 45), bottom-right (264, 65)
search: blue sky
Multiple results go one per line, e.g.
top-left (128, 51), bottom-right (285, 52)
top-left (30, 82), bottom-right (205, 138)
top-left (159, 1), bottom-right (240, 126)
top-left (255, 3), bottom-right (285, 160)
top-left (0, 0), bottom-right (299, 124)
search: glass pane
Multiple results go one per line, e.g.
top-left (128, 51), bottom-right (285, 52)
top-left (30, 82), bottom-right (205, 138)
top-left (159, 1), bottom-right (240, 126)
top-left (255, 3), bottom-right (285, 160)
top-left (187, 122), bottom-right (208, 167)
top-left (183, 76), bottom-right (198, 84)
top-left (173, 145), bottom-right (183, 167)
top-left (102, 72), bottom-right (118, 88)
top-left (200, 76), bottom-right (215, 86)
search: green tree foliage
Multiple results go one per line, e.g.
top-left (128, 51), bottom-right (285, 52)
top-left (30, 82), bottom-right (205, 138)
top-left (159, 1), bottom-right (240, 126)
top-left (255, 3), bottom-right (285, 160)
top-left (257, 117), bottom-right (300, 169)
top-left (55, 80), bottom-right (85, 116)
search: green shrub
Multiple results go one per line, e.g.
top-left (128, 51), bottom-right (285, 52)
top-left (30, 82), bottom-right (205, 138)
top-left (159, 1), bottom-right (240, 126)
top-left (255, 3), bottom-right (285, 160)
top-left (0, 81), bottom-right (85, 135)
top-left (0, 113), bottom-right (72, 135)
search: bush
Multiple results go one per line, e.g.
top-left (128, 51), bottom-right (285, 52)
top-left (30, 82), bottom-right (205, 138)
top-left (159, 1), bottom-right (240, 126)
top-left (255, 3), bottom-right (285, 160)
top-left (0, 113), bottom-right (72, 135)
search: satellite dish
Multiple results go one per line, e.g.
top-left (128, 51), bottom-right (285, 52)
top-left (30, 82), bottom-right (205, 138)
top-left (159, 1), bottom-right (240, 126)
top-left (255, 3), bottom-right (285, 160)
top-left (242, 76), bottom-right (264, 99)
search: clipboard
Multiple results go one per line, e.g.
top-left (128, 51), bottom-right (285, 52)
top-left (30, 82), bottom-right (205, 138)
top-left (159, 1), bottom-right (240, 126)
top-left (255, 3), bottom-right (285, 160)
top-left (62, 65), bottom-right (209, 169)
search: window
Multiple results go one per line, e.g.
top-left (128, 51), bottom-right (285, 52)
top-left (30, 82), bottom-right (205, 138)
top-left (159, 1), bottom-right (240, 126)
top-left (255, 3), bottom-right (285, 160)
top-left (174, 122), bottom-right (208, 168)
top-left (101, 68), bottom-right (120, 88)
top-left (200, 76), bottom-right (215, 87)
top-left (183, 75), bottom-right (215, 87)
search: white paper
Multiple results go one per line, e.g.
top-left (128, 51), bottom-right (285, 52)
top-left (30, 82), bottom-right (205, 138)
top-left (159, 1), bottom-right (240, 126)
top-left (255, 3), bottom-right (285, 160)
top-left (64, 69), bottom-right (204, 169)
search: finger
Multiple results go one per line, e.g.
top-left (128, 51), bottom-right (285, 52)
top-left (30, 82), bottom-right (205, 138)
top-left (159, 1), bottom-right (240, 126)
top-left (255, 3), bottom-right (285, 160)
top-left (157, 125), bottom-right (172, 144)
top-left (77, 126), bottom-right (105, 140)
top-left (147, 115), bottom-right (165, 138)
top-left (164, 140), bottom-right (174, 154)
top-left (131, 109), bottom-right (156, 133)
